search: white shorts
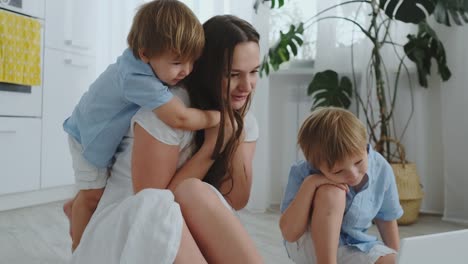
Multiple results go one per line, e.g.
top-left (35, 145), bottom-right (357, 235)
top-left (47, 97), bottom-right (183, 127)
top-left (285, 231), bottom-right (397, 264)
top-left (68, 135), bottom-right (109, 190)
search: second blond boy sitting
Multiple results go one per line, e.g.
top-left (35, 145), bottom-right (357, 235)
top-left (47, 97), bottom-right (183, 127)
top-left (280, 107), bottom-right (403, 264)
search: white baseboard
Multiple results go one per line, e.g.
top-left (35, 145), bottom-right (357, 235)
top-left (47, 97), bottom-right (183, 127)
top-left (442, 216), bottom-right (468, 226)
top-left (0, 185), bottom-right (76, 212)
top-left (419, 208), bottom-right (444, 215)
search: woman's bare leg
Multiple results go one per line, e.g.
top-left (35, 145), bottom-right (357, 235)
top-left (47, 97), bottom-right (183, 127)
top-left (174, 220), bottom-right (207, 264)
top-left (174, 178), bottom-right (263, 264)
top-left (310, 185), bottom-right (346, 264)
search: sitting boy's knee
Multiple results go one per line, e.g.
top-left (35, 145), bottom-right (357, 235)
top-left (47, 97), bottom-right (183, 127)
top-left (314, 184), bottom-right (346, 205)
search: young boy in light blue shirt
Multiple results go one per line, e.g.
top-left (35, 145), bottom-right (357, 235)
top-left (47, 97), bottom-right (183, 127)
top-left (62, 0), bottom-right (219, 251)
top-left (280, 107), bottom-right (403, 264)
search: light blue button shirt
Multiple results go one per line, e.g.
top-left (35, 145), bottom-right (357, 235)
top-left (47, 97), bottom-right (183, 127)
top-left (63, 49), bottom-right (173, 168)
top-left (280, 146), bottom-right (403, 252)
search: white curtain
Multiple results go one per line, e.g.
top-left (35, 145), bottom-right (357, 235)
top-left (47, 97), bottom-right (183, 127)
top-left (436, 23), bottom-right (468, 225)
top-left (95, 0), bottom-right (143, 74)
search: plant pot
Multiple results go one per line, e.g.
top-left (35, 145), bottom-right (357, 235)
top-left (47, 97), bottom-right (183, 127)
top-left (391, 162), bottom-right (424, 225)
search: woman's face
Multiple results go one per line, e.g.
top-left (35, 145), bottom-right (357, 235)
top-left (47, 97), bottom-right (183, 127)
top-left (223, 41), bottom-right (260, 110)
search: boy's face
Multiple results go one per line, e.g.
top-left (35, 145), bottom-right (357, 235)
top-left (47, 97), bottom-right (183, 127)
top-left (319, 149), bottom-right (369, 187)
top-left (140, 49), bottom-right (193, 86)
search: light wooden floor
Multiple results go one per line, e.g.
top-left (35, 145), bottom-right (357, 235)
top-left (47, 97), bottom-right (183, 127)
top-left (0, 202), bottom-right (466, 264)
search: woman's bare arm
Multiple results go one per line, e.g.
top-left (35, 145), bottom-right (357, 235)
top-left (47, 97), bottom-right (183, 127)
top-left (166, 143), bottom-right (215, 192)
top-left (218, 141), bottom-right (256, 210)
top-left (166, 124), bottom-right (220, 192)
top-left (131, 123), bottom-right (180, 193)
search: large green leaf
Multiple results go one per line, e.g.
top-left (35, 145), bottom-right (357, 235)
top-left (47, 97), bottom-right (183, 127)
top-left (260, 23), bottom-right (304, 76)
top-left (379, 0), bottom-right (435, 24)
top-left (253, 0), bottom-right (286, 13)
top-left (307, 70), bottom-right (353, 110)
top-left (404, 21), bottom-right (451, 87)
top-left (432, 0), bottom-right (468, 26)
top-left (270, 0), bottom-right (285, 8)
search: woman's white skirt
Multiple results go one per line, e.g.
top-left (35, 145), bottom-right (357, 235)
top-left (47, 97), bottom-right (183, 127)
top-left (71, 189), bottom-right (183, 264)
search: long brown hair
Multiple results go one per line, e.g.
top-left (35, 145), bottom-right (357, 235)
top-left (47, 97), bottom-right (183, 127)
top-left (185, 15), bottom-right (260, 190)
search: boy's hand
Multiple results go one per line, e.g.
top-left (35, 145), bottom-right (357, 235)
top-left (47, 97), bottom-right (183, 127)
top-left (206, 110), bottom-right (221, 127)
top-left (306, 174), bottom-right (349, 192)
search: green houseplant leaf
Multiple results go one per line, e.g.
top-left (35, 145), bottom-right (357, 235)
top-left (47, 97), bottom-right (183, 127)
top-left (270, 0), bottom-right (285, 9)
top-left (404, 21), bottom-right (451, 87)
top-left (253, 0), bottom-right (286, 13)
top-left (379, 0), bottom-right (435, 24)
top-left (432, 0), bottom-right (468, 26)
top-left (259, 23), bottom-right (304, 76)
top-left (307, 70), bottom-right (353, 110)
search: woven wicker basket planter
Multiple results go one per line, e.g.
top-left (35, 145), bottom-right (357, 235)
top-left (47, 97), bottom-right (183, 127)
top-left (391, 162), bottom-right (424, 225)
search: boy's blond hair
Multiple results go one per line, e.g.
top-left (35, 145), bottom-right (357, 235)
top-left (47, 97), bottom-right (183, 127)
top-left (298, 107), bottom-right (367, 170)
top-left (127, 0), bottom-right (204, 61)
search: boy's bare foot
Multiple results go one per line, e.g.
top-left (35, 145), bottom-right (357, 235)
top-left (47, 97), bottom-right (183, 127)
top-left (63, 199), bottom-right (74, 237)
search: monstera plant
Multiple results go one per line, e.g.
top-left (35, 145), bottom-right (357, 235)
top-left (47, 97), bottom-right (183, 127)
top-left (255, 0), bottom-right (466, 161)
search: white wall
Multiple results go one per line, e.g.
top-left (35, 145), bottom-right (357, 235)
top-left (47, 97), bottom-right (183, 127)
top-left (95, 0), bottom-right (141, 74)
top-left (268, 73), bottom-right (313, 205)
top-left (394, 73), bottom-right (445, 214)
top-left (436, 23), bottom-right (468, 224)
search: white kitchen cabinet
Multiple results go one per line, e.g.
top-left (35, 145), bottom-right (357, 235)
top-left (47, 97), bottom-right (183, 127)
top-left (41, 48), bottom-right (96, 188)
top-left (0, 0), bottom-right (45, 19)
top-left (0, 117), bottom-right (41, 195)
top-left (45, 0), bottom-right (96, 56)
top-left (0, 0), bottom-right (99, 211)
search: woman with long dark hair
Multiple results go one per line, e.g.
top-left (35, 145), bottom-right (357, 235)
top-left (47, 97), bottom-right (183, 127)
top-left (71, 15), bottom-right (263, 263)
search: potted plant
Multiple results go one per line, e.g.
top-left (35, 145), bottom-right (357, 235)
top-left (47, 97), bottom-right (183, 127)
top-left (255, 0), bottom-right (468, 224)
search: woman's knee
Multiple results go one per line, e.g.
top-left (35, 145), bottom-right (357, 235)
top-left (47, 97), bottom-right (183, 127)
top-left (313, 184), bottom-right (346, 208)
top-left (174, 178), bottom-right (217, 208)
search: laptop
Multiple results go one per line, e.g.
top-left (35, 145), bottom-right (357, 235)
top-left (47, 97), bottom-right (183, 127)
top-left (398, 229), bottom-right (468, 264)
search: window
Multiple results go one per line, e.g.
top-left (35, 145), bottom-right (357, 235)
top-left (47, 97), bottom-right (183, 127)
top-left (269, 0), bottom-right (371, 61)
top-left (269, 0), bottom-right (317, 60)
top-left (334, 2), bottom-right (368, 47)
